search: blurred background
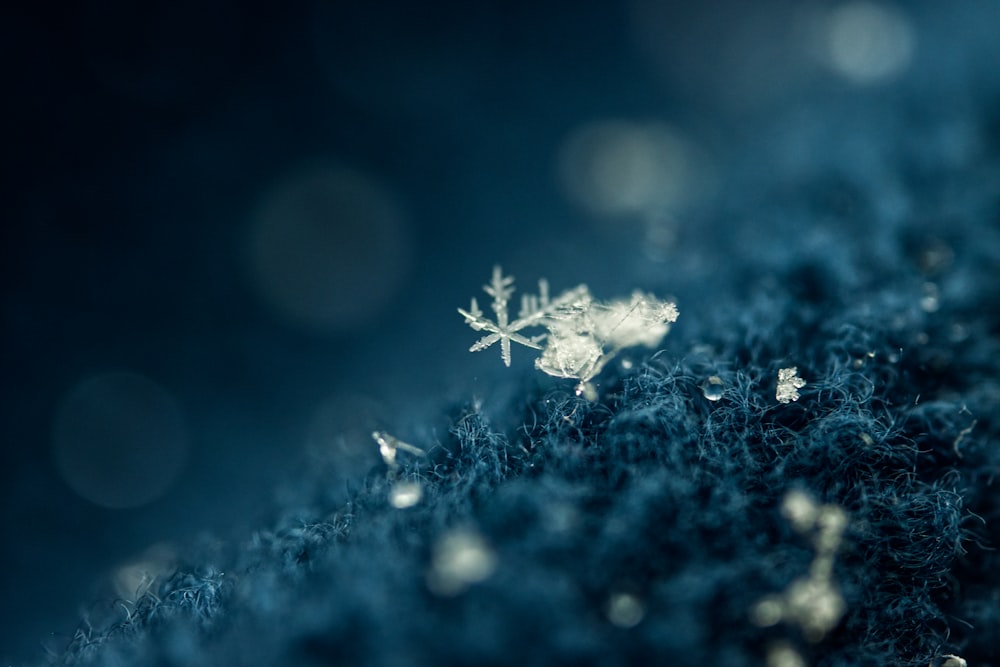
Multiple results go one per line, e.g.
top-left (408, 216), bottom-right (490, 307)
top-left (2, 0), bottom-right (998, 662)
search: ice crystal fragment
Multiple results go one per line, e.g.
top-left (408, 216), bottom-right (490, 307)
top-left (372, 431), bottom-right (425, 474)
top-left (776, 367), bottom-right (806, 403)
top-left (459, 266), bottom-right (678, 398)
top-left (592, 291), bottom-right (678, 348)
top-left (536, 330), bottom-right (605, 382)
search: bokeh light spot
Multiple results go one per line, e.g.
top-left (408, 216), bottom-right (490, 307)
top-left (246, 163), bottom-right (412, 332)
top-left (426, 528), bottom-right (497, 596)
top-left (51, 372), bottom-right (190, 509)
top-left (605, 592), bottom-right (646, 628)
top-left (823, 2), bottom-right (915, 84)
top-left (557, 120), bottom-right (713, 223)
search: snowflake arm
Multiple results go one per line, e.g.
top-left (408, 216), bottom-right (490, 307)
top-left (457, 266), bottom-right (545, 366)
top-left (512, 282), bottom-right (592, 330)
top-left (464, 323), bottom-right (544, 368)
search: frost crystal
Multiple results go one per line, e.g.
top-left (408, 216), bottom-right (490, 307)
top-left (372, 431), bottom-right (425, 474)
top-left (776, 367), bottom-right (806, 403)
top-left (459, 266), bottom-right (678, 398)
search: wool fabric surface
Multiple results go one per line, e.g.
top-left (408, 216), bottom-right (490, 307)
top-left (7, 3), bottom-right (1000, 667)
top-left (47, 105), bottom-right (1000, 666)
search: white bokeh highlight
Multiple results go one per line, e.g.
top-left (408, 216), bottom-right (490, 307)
top-left (246, 162), bottom-right (411, 332)
top-left (51, 371), bottom-right (190, 509)
top-left (426, 528), bottom-right (497, 596)
top-left (557, 120), bottom-right (713, 223)
top-left (819, 2), bottom-right (915, 85)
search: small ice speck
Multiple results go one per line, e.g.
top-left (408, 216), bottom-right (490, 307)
top-left (389, 481), bottom-right (423, 509)
top-left (776, 367), bottom-right (806, 403)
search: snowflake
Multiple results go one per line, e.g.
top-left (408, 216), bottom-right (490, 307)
top-left (457, 265), bottom-right (588, 367)
top-left (459, 266), bottom-right (678, 399)
top-left (776, 367), bottom-right (807, 403)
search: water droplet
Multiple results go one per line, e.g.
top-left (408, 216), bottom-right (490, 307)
top-left (701, 375), bottom-right (724, 401)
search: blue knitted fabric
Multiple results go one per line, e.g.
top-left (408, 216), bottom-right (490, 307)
top-left (46, 110), bottom-right (1000, 665)
top-left (9, 3), bottom-right (1000, 666)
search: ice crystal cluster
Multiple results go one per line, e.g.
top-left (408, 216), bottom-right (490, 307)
top-left (776, 367), bottom-right (807, 404)
top-left (458, 266), bottom-right (678, 399)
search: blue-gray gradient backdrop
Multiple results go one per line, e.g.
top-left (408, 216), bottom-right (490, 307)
top-left (2, 1), bottom-right (998, 663)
